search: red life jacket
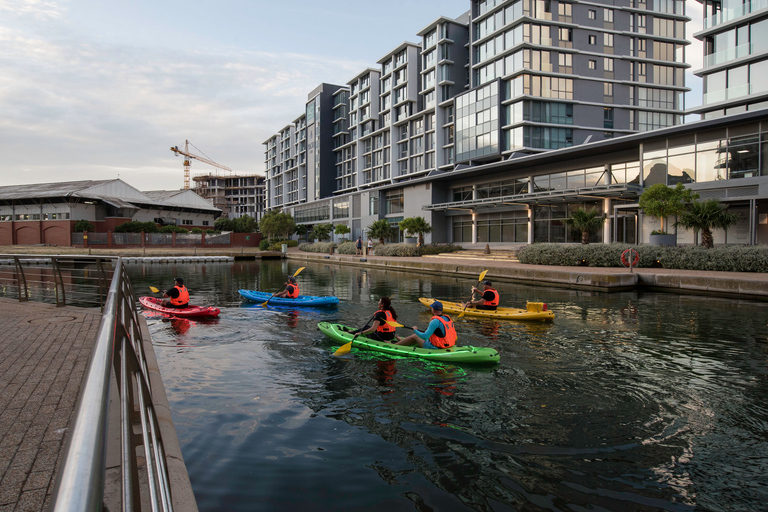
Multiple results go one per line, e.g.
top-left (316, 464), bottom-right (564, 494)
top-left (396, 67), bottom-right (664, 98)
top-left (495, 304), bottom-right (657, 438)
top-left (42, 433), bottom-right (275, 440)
top-left (429, 315), bottom-right (457, 348)
top-left (484, 288), bottom-right (500, 307)
top-left (287, 283), bottom-right (299, 298)
top-left (170, 285), bottom-right (189, 306)
top-left (376, 310), bottom-right (395, 333)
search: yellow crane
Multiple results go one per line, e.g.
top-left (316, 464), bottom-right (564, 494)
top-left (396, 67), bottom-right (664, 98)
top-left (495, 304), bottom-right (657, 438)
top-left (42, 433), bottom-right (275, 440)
top-left (170, 140), bottom-right (233, 189)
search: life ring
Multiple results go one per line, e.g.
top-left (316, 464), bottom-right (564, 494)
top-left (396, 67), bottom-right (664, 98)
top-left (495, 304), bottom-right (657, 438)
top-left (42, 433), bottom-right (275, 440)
top-left (621, 248), bottom-right (640, 267)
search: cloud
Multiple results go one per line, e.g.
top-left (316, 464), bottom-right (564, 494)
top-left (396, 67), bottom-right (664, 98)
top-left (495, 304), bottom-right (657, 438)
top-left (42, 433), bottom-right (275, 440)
top-left (0, 7), bottom-right (364, 190)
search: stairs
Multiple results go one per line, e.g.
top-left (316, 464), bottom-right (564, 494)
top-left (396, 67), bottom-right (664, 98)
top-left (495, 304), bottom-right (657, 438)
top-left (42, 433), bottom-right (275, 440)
top-left (427, 249), bottom-right (520, 262)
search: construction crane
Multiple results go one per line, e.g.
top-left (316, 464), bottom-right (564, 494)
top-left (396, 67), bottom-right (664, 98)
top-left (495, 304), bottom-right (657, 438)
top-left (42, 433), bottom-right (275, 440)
top-left (170, 140), bottom-right (233, 189)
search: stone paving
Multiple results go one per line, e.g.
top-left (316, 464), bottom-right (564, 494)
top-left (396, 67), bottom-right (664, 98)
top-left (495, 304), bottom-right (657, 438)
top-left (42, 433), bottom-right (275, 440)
top-left (0, 299), bottom-right (101, 512)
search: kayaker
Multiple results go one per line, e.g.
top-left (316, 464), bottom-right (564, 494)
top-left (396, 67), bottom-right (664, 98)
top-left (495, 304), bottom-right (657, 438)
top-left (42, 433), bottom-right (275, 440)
top-left (395, 301), bottom-right (457, 349)
top-left (463, 280), bottom-right (499, 310)
top-left (274, 275), bottom-right (299, 298)
top-left (355, 297), bottom-right (398, 341)
top-left (161, 277), bottom-right (189, 308)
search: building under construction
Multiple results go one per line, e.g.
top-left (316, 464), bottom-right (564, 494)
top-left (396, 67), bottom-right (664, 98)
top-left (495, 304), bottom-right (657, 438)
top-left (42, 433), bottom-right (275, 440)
top-left (192, 173), bottom-right (266, 222)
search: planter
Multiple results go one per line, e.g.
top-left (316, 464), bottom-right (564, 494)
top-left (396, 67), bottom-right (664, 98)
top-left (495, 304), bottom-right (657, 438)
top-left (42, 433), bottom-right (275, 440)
top-left (404, 237), bottom-right (418, 245)
top-left (649, 233), bottom-right (677, 246)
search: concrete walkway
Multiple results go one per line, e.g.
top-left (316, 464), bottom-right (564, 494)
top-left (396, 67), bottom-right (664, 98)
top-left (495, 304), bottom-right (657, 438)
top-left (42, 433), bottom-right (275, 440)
top-left (0, 299), bottom-right (101, 512)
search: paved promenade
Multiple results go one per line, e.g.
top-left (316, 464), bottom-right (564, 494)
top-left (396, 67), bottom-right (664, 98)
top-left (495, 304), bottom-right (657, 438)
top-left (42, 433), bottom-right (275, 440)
top-left (0, 299), bottom-right (101, 512)
top-left (287, 248), bottom-right (768, 301)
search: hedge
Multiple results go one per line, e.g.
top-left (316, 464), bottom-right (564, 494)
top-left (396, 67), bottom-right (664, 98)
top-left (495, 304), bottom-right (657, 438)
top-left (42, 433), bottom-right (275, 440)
top-left (517, 243), bottom-right (768, 272)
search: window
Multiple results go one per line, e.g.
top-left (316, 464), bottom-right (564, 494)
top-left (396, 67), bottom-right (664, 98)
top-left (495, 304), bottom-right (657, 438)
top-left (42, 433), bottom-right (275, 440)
top-left (604, 58), bottom-right (614, 72)
top-left (182, 219), bottom-right (193, 225)
top-left (604, 107), bottom-right (614, 129)
top-left (604, 33), bottom-right (614, 47)
top-left (589, 35), bottom-right (596, 45)
top-left (604, 9), bottom-right (613, 23)
top-left (589, 59), bottom-right (597, 70)
top-left (588, 9), bottom-right (596, 20)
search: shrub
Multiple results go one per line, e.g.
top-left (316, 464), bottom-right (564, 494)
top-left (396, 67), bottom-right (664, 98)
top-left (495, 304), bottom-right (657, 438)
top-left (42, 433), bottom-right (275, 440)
top-left (336, 241), bottom-right (358, 255)
top-left (115, 221), bottom-right (159, 233)
top-left (517, 243), bottom-right (768, 272)
top-left (298, 242), bottom-right (336, 253)
top-left (74, 220), bottom-right (95, 232)
top-left (418, 243), bottom-right (464, 255)
top-left (259, 239), bottom-right (270, 251)
top-left (190, 228), bottom-right (203, 234)
top-left (159, 225), bottom-right (189, 234)
top-left (374, 243), bottom-right (421, 257)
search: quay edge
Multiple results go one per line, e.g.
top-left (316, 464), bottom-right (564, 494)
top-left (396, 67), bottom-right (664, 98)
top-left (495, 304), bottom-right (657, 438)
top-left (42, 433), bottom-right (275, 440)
top-left (286, 252), bottom-right (768, 301)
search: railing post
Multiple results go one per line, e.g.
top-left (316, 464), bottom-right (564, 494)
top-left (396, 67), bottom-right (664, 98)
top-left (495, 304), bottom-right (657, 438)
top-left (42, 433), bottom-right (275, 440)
top-left (83, 230), bottom-right (89, 249)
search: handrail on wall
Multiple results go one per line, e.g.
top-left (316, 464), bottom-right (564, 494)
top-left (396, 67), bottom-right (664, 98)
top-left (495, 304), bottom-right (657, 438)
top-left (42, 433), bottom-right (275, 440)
top-left (49, 258), bottom-right (176, 511)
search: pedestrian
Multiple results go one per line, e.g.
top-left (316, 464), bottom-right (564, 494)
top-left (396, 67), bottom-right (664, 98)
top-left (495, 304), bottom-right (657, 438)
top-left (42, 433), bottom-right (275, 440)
top-left (367, 238), bottom-right (374, 256)
top-left (356, 236), bottom-right (363, 255)
top-left (161, 277), bottom-right (189, 308)
top-left (395, 301), bottom-right (457, 349)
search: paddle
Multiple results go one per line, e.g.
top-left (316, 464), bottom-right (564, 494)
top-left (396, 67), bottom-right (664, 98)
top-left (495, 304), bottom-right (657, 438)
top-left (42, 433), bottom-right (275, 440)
top-left (334, 314), bottom-right (375, 356)
top-left (385, 320), bottom-right (413, 330)
top-left (457, 269), bottom-right (489, 319)
top-left (261, 267), bottom-right (306, 307)
top-left (149, 286), bottom-right (160, 293)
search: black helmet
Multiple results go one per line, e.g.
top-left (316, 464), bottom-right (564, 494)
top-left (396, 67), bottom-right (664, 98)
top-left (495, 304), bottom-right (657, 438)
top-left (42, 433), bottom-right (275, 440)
top-left (175, 277), bottom-right (184, 285)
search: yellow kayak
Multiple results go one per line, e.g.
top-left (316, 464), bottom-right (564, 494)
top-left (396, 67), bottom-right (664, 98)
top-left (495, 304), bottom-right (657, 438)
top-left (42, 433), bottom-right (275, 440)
top-left (418, 297), bottom-right (555, 321)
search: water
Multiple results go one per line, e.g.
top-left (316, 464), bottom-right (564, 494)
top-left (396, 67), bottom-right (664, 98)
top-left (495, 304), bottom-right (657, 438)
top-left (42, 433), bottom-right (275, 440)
top-left (127, 260), bottom-right (768, 512)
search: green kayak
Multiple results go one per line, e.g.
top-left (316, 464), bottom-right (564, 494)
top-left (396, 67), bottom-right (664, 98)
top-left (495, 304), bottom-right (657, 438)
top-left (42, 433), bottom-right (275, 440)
top-left (318, 322), bottom-right (500, 365)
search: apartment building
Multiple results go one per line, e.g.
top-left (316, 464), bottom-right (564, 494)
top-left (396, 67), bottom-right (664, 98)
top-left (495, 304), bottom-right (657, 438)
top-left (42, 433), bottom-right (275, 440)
top-left (191, 173), bottom-right (266, 221)
top-left (692, 0), bottom-right (768, 118)
top-left (262, 0), bottom-right (767, 246)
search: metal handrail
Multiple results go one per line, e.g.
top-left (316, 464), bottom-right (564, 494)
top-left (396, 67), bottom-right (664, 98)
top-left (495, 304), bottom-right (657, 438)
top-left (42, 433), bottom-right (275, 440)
top-left (49, 258), bottom-right (176, 511)
top-left (0, 254), bottom-right (115, 309)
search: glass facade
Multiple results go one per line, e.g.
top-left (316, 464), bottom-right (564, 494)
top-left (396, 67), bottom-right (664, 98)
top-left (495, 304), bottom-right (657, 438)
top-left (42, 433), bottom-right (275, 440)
top-left (455, 81), bottom-right (500, 162)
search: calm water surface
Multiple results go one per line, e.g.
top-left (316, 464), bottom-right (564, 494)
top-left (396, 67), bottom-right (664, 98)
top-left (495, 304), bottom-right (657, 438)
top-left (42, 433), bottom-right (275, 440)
top-left (127, 260), bottom-right (768, 512)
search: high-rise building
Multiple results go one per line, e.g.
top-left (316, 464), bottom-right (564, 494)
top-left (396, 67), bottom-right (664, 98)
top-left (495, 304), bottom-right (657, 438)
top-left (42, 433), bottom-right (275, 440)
top-left (262, 1), bottom-right (767, 247)
top-left (692, 0), bottom-right (768, 118)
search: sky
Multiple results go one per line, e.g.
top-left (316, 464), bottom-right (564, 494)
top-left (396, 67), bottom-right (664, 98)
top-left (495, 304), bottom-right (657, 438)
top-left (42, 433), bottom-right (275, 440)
top-left (1, 0), bottom-right (702, 192)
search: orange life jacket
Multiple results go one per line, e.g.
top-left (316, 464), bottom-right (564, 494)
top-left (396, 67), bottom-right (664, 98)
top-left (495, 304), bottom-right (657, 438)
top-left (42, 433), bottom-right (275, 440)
top-left (429, 315), bottom-right (457, 348)
top-left (287, 283), bottom-right (299, 298)
top-left (484, 288), bottom-right (499, 307)
top-left (170, 285), bottom-right (189, 306)
top-left (376, 310), bottom-right (395, 333)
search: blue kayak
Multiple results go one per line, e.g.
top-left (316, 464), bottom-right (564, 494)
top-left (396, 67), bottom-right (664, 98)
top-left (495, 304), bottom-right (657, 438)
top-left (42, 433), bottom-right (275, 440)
top-left (238, 289), bottom-right (339, 307)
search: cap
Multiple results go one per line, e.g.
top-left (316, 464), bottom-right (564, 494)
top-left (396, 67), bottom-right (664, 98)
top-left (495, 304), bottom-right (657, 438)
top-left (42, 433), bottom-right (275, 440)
top-left (174, 277), bottom-right (184, 285)
top-left (429, 300), bottom-right (443, 311)
top-left (482, 280), bottom-right (492, 286)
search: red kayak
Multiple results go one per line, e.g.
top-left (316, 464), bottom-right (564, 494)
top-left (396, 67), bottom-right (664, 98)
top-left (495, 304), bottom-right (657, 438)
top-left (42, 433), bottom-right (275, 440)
top-left (139, 296), bottom-right (220, 318)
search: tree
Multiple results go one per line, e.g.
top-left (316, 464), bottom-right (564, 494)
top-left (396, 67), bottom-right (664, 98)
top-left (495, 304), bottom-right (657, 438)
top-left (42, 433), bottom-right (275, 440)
top-left (214, 217), bottom-right (235, 232)
top-left (564, 208), bottom-right (605, 244)
top-left (295, 224), bottom-right (308, 239)
top-left (259, 210), bottom-right (296, 242)
top-left (311, 223), bottom-right (333, 241)
top-left (74, 220), bottom-right (95, 232)
top-left (366, 219), bottom-right (395, 245)
top-left (675, 199), bottom-right (740, 249)
top-left (399, 216), bottom-right (432, 246)
top-left (334, 224), bottom-right (351, 240)
top-left (638, 183), bottom-right (698, 234)
top-left (233, 214), bottom-right (257, 233)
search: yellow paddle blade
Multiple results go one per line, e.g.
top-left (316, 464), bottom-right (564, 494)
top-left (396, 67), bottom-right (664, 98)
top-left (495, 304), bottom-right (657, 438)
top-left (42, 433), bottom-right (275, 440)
top-left (334, 342), bottom-right (352, 356)
top-left (478, 269), bottom-right (489, 282)
top-left (293, 267), bottom-right (306, 277)
top-left (149, 286), bottom-right (160, 293)
top-left (260, 301), bottom-right (269, 307)
top-left (385, 320), bottom-right (404, 328)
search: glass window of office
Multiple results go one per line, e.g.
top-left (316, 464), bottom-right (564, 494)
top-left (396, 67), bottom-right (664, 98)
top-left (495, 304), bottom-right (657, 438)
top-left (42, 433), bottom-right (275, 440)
top-left (477, 211), bottom-right (529, 243)
top-left (452, 215), bottom-right (473, 242)
top-left (385, 190), bottom-right (403, 214)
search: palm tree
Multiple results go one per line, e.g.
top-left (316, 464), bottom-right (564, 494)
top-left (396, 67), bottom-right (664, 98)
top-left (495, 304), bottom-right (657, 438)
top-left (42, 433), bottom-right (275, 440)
top-left (675, 199), bottom-right (740, 249)
top-left (398, 216), bottom-right (432, 246)
top-left (366, 219), bottom-right (395, 245)
top-left (564, 208), bottom-right (606, 244)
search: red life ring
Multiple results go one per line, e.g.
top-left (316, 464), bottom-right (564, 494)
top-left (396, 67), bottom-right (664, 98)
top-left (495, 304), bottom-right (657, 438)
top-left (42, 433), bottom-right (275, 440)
top-left (621, 248), bottom-right (640, 267)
